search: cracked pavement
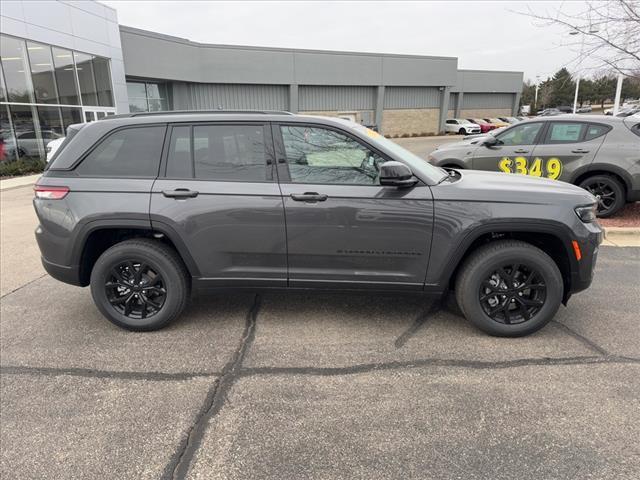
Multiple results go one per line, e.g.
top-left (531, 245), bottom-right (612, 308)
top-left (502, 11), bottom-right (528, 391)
top-left (1, 185), bottom-right (640, 479)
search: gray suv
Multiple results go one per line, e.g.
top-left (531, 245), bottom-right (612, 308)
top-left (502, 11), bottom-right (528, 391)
top-left (429, 115), bottom-right (640, 217)
top-left (34, 111), bottom-right (602, 337)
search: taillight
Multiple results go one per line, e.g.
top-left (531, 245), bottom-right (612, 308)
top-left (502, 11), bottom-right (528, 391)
top-left (34, 185), bottom-right (69, 200)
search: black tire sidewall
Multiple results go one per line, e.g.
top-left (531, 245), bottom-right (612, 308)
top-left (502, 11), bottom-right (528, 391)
top-left (459, 247), bottom-right (563, 337)
top-left (90, 243), bottom-right (186, 331)
top-left (579, 175), bottom-right (625, 218)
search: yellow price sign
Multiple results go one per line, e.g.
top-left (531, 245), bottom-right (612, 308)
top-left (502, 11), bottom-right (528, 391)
top-left (498, 157), bottom-right (563, 180)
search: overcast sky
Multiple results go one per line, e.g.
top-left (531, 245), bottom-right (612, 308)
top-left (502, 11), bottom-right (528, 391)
top-left (102, 0), bottom-right (594, 82)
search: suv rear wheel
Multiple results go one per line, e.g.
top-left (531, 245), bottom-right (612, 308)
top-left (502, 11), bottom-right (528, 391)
top-left (90, 239), bottom-right (189, 331)
top-left (578, 174), bottom-right (625, 218)
top-left (455, 240), bottom-right (563, 337)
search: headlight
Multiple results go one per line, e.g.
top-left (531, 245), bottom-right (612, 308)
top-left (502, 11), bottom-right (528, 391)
top-left (575, 204), bottom-right (597, 223)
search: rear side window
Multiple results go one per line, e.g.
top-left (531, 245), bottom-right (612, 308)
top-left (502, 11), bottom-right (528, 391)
top-left (192, 125), bottom-right (267, 181)
top-left (76, 126), bottom-right (165, 177)
top-left (628, 123), bottom-right (640, 138)
top-left (545, 122), bottom-right (586, 143)
top-left (166, 126), bottom-right (192, 178)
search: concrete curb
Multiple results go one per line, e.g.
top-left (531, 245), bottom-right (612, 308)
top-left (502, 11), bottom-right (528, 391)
top-left (603, 227), bottom-right (640, 237)
top-left (0, 174), bottom-right (41, 192)
top-left (602, 227), bottom-right (640, 247)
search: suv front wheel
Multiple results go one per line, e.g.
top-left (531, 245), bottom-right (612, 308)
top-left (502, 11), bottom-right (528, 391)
top-left (90, 239), bottom-right (189, 331)
top-left (455, 240), bottom-right (563, 337)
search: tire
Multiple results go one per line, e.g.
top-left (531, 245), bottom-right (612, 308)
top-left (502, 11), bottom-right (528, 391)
top-left (455, 240), bottom-right (563, 337)
top-left (458, 128), bottom-right (467, 135)
top-left (90, 239), bottom-right (189, 331)
top-left (578, 174), bottom-right (625, 218)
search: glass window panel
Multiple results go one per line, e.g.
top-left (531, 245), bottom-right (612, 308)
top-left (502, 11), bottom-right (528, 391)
top-left (0, 62), bottom-right (7, 102)
top-left (147, 98), bottom-right (166, 111)
top-left (7, 104), bottom-right (43, 161)
top-left (193, 125), bottom-right (267, 181)
top-left (1, 104), bottom-right (17, 162)
top-left (584, 124), bottom-right (610, 141)
top-left (548, 123), bottom-right (585, 143)
top-left (59, 107), bottom-right (82, 132)
top-left (496, 123), bottom-right (543, 146)
top-left (74, 52), bottom-right (98, 106)
top-left (129, 98), bottom-right (148, 112)
top-left (166, 126), bottom-right (192, 178)
top-left (52, 47), bottom-right (80, 105)
top-left (127, 82), bottom-right (146, 98)
top-left (0, 35), bottom-right (33, 103)
top-left (27, 41), bottom-right (58, 104)
top-left (36, 106), bottom-right (65, 143)
top-left (280, 126), bottom-right (382, 185)
top-left (92, 56), bottom-right (113, 107)
top-left (76, 126), bottom-right (165, 177)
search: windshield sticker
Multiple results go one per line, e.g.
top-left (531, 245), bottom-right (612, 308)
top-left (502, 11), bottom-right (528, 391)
top-left (498, 157), bottom-right (563, 180)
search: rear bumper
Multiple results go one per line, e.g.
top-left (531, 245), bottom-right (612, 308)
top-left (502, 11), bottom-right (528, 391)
top-left (41, 257), bottom-right (83, 286)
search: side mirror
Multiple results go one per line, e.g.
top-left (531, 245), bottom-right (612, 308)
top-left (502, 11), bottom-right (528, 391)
top-left (379, 161), bottom-right (418, 188)
top-left (483, 136), bottom-right (499, 147)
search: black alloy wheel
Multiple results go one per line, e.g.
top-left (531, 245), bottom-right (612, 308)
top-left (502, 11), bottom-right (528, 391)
top-left (105, 260), bottom-right (167, 319)
top-left (478, 263), bottom-right (546, 325)
top-left (583, 181), bottom-right (617, 215)
top-left (579, 174), bottom-right (625, 218)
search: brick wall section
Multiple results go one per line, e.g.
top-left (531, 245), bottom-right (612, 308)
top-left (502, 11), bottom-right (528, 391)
top-left (381, 108), bottom-right (440, 137)
top-left (459, 108), bottom-right (512, 118)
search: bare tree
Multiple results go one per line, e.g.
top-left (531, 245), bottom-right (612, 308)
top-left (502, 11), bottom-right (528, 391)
top-left (521, 0), bottom-right (640, 77)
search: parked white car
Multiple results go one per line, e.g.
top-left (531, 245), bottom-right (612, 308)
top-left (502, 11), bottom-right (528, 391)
top-left (444, 119), bottom-right (481, 135)
top-left (45, 137), bottom-right (65, 162)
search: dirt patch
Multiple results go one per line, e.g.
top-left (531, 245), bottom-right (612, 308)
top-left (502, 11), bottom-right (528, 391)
top-left (599, 202), bottom-right (640, 228)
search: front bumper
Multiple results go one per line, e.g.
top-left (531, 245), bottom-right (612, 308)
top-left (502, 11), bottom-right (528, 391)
top-left (569, 223), bottom-right (603, 295)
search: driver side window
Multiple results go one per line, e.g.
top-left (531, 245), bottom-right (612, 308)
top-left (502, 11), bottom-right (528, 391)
top-left (496, 122), bottom-right (543, 146)
top-left (280, 125), bottom-right (384, 185)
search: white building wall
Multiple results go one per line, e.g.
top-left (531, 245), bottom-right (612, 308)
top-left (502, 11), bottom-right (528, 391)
top-left (0, 0), bottom-right (128, 113)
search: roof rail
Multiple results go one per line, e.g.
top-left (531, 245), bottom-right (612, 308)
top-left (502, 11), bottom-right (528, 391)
top-left (109, 109), bottom-right (294, 119)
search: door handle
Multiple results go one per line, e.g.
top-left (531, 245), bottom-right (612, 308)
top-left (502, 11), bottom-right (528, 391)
top-left (513, 149), bottom-right (529, 154)
top-left (162, 188), bottom-right (199, 199)
top-left (290, 192), bottom-right (328, 202)
top-left (571, 149), bottom-right (590, 154)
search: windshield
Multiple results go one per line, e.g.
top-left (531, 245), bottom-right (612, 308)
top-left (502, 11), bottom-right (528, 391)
top-left (353, 125), bottom-right (448, 184)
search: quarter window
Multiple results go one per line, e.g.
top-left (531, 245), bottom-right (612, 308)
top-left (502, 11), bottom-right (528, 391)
top-left (584, 124), bottom-right (610, 141)
top-left (192, 125), bottom-right (267, 181)
top-left (76, 126), bottom-right (165, 177)
top-left (496, 123), bottom-right (542, 146)
top-left (280, 125), bottom-right (385, 185)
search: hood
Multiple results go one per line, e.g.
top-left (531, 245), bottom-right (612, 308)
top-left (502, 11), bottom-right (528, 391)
top-left (439, 169), bottom-right (596, 206)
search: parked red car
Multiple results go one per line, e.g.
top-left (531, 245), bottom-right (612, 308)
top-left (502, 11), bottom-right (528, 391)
top-left (467, 118), bottom-right (497, 134)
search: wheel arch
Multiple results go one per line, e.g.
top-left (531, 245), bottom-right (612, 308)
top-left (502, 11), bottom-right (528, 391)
top-left (440, 221), bottom-right (578, 304)
top-left (570, 164), bottom-right (631, 195)
top-left (74, 220), bottom-right (200, 286)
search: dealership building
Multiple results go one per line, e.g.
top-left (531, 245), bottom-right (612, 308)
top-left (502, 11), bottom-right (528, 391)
top-left (1, 0), bottom-right (523, 161)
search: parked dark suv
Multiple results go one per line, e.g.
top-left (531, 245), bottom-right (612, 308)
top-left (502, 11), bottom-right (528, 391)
top-left (35, 111), bottom-right (602, 336)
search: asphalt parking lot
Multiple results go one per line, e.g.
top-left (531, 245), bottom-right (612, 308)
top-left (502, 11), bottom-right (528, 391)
top-left (1, 147), bottom-right (639, 478)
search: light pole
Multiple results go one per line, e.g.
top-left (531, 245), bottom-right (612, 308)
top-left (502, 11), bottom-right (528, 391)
top-left (534, 75), bottom-right (541, 112)
top-left (570, 28), bottom-right (599, 114)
